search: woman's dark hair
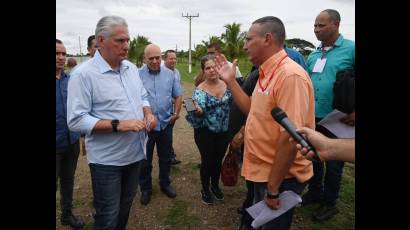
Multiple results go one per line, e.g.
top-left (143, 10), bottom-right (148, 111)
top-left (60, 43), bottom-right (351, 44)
top-left (200, 54), bottom-right (215, 70)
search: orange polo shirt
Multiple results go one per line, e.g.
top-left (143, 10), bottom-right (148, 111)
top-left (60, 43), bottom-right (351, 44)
top-left (241, 49), bottom-right (315, 183)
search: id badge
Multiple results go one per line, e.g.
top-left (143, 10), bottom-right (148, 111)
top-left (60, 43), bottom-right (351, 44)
top-left (312, 58), bottom-right (327, 73)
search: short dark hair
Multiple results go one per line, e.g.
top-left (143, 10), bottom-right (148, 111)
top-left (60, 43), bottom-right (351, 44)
top-left (56, 39), bottom-right (63, 44)
top-left (207, 43), bottom-right (222, 52)
top-left (87, 35), bottom-right (96, 48)
top-left (323, 9), bottom-right (341, 23)
top-left (164, 49), bottom-right (176, 58)
top-left (252, 16), bottom-right (286, 46)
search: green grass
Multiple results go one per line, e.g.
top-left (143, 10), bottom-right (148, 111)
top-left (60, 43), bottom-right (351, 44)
top-left (177, 62), bottom-right (200, 84)
top-left (162, 200), bottom-right (200, 229)
top-left (294, 166), bottom-right (355, 229)
top-left (81, 222), bottom-right (95, 230)
top-left (170, 164), bottom-right (182, 176)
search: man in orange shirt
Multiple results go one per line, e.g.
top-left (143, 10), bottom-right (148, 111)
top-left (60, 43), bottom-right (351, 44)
top-left (216, 16), bottom-right (315, 230)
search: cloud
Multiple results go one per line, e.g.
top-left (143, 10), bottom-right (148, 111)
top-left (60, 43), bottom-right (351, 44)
top-left (57, 0), bottom-right (355, 54)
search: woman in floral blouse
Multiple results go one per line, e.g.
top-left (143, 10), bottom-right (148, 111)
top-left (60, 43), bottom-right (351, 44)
top-left (186, 54), bottom-right (233, 205)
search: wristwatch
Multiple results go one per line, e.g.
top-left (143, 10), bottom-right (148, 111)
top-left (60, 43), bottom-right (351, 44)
top-left (266, 191), bottom-right (280, 199)
top-left (111, 119), bottom-right (119, 132)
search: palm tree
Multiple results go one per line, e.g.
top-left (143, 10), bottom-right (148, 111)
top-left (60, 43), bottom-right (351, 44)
top-left (220, 22), bottom-right (245, 60)
top-left (193, 44), bottom-right (207, 63)
top-left (128, 35), bottom-right (151, 67)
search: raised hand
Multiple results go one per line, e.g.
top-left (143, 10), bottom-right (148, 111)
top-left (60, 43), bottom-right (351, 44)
top-left (214, 54), bottom-right (237, 86)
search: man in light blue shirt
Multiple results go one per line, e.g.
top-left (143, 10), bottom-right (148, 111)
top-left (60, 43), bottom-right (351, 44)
top-left (304, 9), bottom-right (355, 222)
top-left (163, 49), bottom-right (183, 165)
top-left (67, 16), bottom-right (157, 230)
top-left (138, 44), bottom-right (183, 206)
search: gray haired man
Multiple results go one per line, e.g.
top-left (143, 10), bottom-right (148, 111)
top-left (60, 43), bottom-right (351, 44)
top-left (67, 15), bottom-right (156, 230)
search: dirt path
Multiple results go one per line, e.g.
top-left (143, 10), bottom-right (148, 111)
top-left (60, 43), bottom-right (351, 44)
top-left (56, 81), bottom-right (354, 230)
top-left (56, 82), bottom-right (248, 230)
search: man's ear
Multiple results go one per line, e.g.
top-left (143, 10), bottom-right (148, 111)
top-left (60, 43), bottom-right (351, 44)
top-left (265, 32), bottom-right (274, 45)
top-left (96, 35), bottom-right (104, 48)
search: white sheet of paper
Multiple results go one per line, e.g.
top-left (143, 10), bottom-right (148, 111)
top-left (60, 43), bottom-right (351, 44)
top-left (246, 191), bottom-right (302, 228)
top-left (317, 109), bottom-right (355, 138)
top-left (312, 58), bottom-right (327, 73)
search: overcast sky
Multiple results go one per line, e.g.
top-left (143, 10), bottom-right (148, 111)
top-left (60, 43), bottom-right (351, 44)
top-left (56, 0), bottom-right (355, 55)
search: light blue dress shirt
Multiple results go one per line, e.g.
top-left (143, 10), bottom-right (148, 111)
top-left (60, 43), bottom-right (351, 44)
top-left (67, 50), bottom-right (150, 166)
top-left (162, 64), bottom-right (181, 83)
top-left (139, 65), bottom-right (182, 131)
top-left (307, 34), bottom-right (355, 118)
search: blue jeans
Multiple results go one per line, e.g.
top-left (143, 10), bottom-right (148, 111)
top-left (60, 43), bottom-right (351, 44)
top-left (252, 178), bottom-right (307, 230)
top-left (307, 121), bottom-right (345, 206)
top-left (89, 161), bottom-right (142, 230)
top-left (139, 125), bottom-right (172, 191)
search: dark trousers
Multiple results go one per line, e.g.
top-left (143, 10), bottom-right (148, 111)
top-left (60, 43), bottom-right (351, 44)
top-left (194, 128), bottom-right (229, 191)
top-left (170, 123), bottom-right (176, 158)
top-left (252, 178), bottom-right (307, 230)
top-left (56, 141), bottom-right (80, 215)
top-left (139, 125), bottom-right (172, 191)
top-left (307, 119), bottom-right (345, 206)
top-left (89, 161), bottom-right (142, 230)
top-left (240, 180), bottom-right (255, 227)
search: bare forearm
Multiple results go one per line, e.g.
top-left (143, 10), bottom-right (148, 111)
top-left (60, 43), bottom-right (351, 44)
top-left (328, 139), bottom-right (355, 163)
top-left (92, 119), bottom-right (115, 134)
top-left (174, 96), bottom-right (182, 115)
top-left (143, 106), bottom-right (153, 117)
top-left (227, 80), bottom-right (251, 115)
top-left (267, 132), bottom-right (297, 193)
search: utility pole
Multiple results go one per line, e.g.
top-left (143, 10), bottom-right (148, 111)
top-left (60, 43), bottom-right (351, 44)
top-left (78, 36), bottom-right (82, 63)
top-left (182, 13), bottom-right (199, 73)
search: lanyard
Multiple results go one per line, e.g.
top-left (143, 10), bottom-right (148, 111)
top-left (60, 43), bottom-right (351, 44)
top-left (321, 48), bottom-right (326, 59)
top-left (258, 54), bottom-right (288, 92)
top-left (321, 45), bottom-right (333, 59)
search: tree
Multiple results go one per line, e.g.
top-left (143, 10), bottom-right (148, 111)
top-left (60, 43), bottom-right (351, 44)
top-left (192, 44), bottom-right (207, 65)
top-left (128, 35), bottom-right (151, 67)
top-left (285, 38), bottom-right (316, 56)
top-left (220, 22), bottom-right (245, 60)
top-left (128, 38), bottom-right (138, 63)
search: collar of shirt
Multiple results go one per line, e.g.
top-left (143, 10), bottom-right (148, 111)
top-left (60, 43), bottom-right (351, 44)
top-left (59, 70), bottom-right (68, 80)
top-left (93, 50), bottom-right (129, 74)
top-left (259, 49), bottom-right (287, 80)
top-left (318, 34), bottom-right (344, 50)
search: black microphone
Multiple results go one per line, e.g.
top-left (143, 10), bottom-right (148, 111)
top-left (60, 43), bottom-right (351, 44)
top-left (271, 107), bottom-right (321, 162)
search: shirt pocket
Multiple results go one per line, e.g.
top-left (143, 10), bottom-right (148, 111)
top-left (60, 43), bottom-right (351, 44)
top-left (251, 89), bottom-right (276, 120)
top-left (93, 77), bottom-right (128, 108)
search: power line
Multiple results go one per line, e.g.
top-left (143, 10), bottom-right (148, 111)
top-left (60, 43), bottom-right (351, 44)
top-left (182, 13), bottom-right (199, 73)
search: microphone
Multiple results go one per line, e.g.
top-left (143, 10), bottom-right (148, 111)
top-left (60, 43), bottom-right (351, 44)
top-left (271, 107), bottom-right (321, 162)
